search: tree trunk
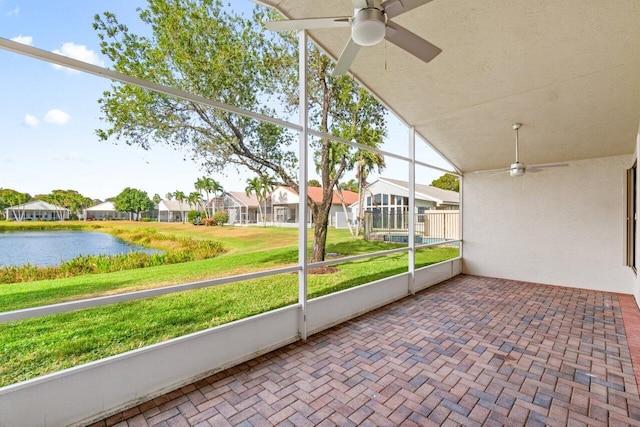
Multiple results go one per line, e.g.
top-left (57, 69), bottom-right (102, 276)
top-left (311, 202), bottom-right (330, 262)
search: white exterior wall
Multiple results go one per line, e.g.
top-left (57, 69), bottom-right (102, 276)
top-left (463, 155), bottom-right (636, 293)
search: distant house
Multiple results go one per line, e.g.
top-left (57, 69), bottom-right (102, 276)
top-left (220, 192), bottom-right (262, 224)
top-left (351, 177), bottom-right (460, 233)
top-left (4, 200), bottom-right (70, 222)
top-left (351, 177), bottom-right (459, 215)
top-left (83, 201), bottom-right (129, 221)
top-left (270, 186), bottom-right (359, 227)
top-left (158, 199), bottom-right (204, 223)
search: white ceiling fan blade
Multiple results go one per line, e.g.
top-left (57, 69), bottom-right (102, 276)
top-left (265, 17), bottom-right (351, 31)
top-left (381, 0), bottom-right (433, 19)
top-left (385, 21), bottom-right (442, 64)
top-left (474, 168), bottom-right (510, 175)
top-left (526, 163), bottom-right (569, 173)
top-left (332, 38), bottom-right (362, 76)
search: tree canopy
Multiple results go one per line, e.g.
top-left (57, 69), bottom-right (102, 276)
top-left (35, 189), bottom-right (93, 217)
top-left (431, 173), bottom-right (460, 192)
top-left (94, 0), bottom-right (387, 261)
top-left (113, 187), bottom-right (154, 220)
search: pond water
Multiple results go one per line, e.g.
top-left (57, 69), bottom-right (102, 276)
top-left (0, 230), bottom-right (161, 267)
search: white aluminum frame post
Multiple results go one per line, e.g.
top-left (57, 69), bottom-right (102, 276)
top-left (298, 30), bottom-right (309, 340)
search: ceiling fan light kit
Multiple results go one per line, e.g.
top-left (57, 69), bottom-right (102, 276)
top-left (351, 8), bottom-right (386, 46)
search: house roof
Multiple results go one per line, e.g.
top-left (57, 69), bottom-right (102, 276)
top-left (5, 200), bottom-right (69, 211)
top-left (159, 199), bottom-right (204, 212)
top-left (259, 1), bottom-right (640, 174)
top-left (227, 192), bottom-right (260, 208)
top-left (85, 201), bottom-right (116, 212)
top-left (381, 178), bottom-right (459, 205)
top-left (274, 186), bottom-right (359, 205)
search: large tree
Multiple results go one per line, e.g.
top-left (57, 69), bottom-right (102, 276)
top-left (431, 173), bottom-right (460, 192)
top-left (35, 189), bottom-right (93, 218)
top-left (0, 189), bottom-right (32, 220)
top-left (94, 0), bottom-right (386, 262)
top-left (114, 187), bottom-right (154, 220)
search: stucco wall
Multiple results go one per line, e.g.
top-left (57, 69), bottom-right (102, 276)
top-left (463, 155), bottom-right (636, 293)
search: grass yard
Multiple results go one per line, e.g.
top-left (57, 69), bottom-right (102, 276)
top-left (0, 221), bottom-right (459, 387)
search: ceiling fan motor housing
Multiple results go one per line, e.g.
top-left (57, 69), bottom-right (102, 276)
top-left (352, 8), bottom-right (386, 46)
top-left (510, 162), bottom-right (526, 177)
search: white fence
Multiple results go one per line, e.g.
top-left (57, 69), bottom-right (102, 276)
top-left (364, 210), bottom-right (460, 241)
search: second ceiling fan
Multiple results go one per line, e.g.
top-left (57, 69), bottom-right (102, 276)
top-left (478, 123), bottom-right (569, 177)
top-left (264, 0), bottom-right (442, 76)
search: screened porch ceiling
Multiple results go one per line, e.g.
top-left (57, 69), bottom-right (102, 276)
top-left (259, 0), bottom-right (640, 173)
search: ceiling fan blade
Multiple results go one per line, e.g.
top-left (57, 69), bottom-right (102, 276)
top-left (265, 17), bottom-right (351, 31)
top-left (332, 38), bottom-right (362, 76)
top-left (381, 0), bottom-right (433, 19)
top-left (474, 168), bottom-right (510, 175)
top-left (527, 163), bottom-right (569, 173)
top-left (385, 21), bottom-right (442, 64)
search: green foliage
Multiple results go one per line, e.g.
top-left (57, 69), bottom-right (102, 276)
top-left (0, 228), bottom-right (225, 284)
top-left (0, 188), bottom-right (32, 219)
top-left (114, 187), bottom-right (154, 219)
top-left (93, 1), bottom-right (297, 180)
top-left (339, 179), bottom-right (358, 192)
top-left (213, 210), bottom-right (229, 225)
top-left (430, 173), bottom-right (460, 192)
top-left (307, 179), bottom-right (321, 187)
top-left (245, 175), bottom-right (274, 226)
top-left (188, 210), bottom-right (204, 224)
top-left (34, 189), bottom-right (93, 217)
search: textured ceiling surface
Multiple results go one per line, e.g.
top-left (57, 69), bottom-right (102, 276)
top-left (259, 0), bottom-right (640, 173)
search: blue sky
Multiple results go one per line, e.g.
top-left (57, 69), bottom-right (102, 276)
top-left (0, 0), bottom-right (452, 201)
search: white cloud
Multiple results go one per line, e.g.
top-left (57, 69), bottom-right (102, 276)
top-left (23, 114), bottom-right (39, 127)
top-left (52, 42), bottom-right (104, 73)
top-left (5, 6), bottom-right (19, 16)
top-left (44, 109), bottom-right (71, 125)
top-left (10, 35), bottom-right (33, 45)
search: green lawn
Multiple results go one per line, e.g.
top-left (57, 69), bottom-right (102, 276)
top-left (0, 221), bottom-right (459, 386)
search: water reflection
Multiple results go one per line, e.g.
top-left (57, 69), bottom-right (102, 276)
top-left (0, 230), bottom-right (161, 267)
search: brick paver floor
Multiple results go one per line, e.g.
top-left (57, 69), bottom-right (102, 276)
top-left (91, 275), bottom-right (640, 426)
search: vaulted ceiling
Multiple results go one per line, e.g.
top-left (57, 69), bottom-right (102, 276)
top-left (258, 0), bottom-right (640, 173)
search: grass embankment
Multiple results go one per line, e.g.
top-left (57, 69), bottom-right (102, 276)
top-left (0, 222), bottom-right (459, 386)
top-left (0, 226), bottom-right (225, 283)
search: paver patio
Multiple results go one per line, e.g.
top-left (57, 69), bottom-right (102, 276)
top-left (90, 275), bottom-right (640, 426)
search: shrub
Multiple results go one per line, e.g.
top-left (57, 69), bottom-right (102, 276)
top-left (213, 210), bottom-right (229, 226)
top-left (188, 210), bottom-right (204, 225)
top-left (202, 217), bottom-right (216, 226)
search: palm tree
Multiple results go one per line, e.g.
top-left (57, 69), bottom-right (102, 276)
top-left (152, 193), bottom-right (161, 205)
top-left (172, 190), bottom-right (186, 223)
top-left (165, 192), bottom-right (173, 201)
top-left (209, 179), bottom-right (224, 216)
top-left (245, 176), bottom-right (273, 227)
top-left (188, 191), bottom-right (203, 211)
top-left (194, 177), bottom-right (212, 217)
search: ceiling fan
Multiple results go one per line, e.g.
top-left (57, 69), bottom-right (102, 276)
top-left (263, 0), bottom-right (442, 76)
top-left (478, 123), bottom-right (569, 177)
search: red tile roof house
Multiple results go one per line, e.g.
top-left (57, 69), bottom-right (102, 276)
top-left (269, 185), bottom-right (359, 227)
